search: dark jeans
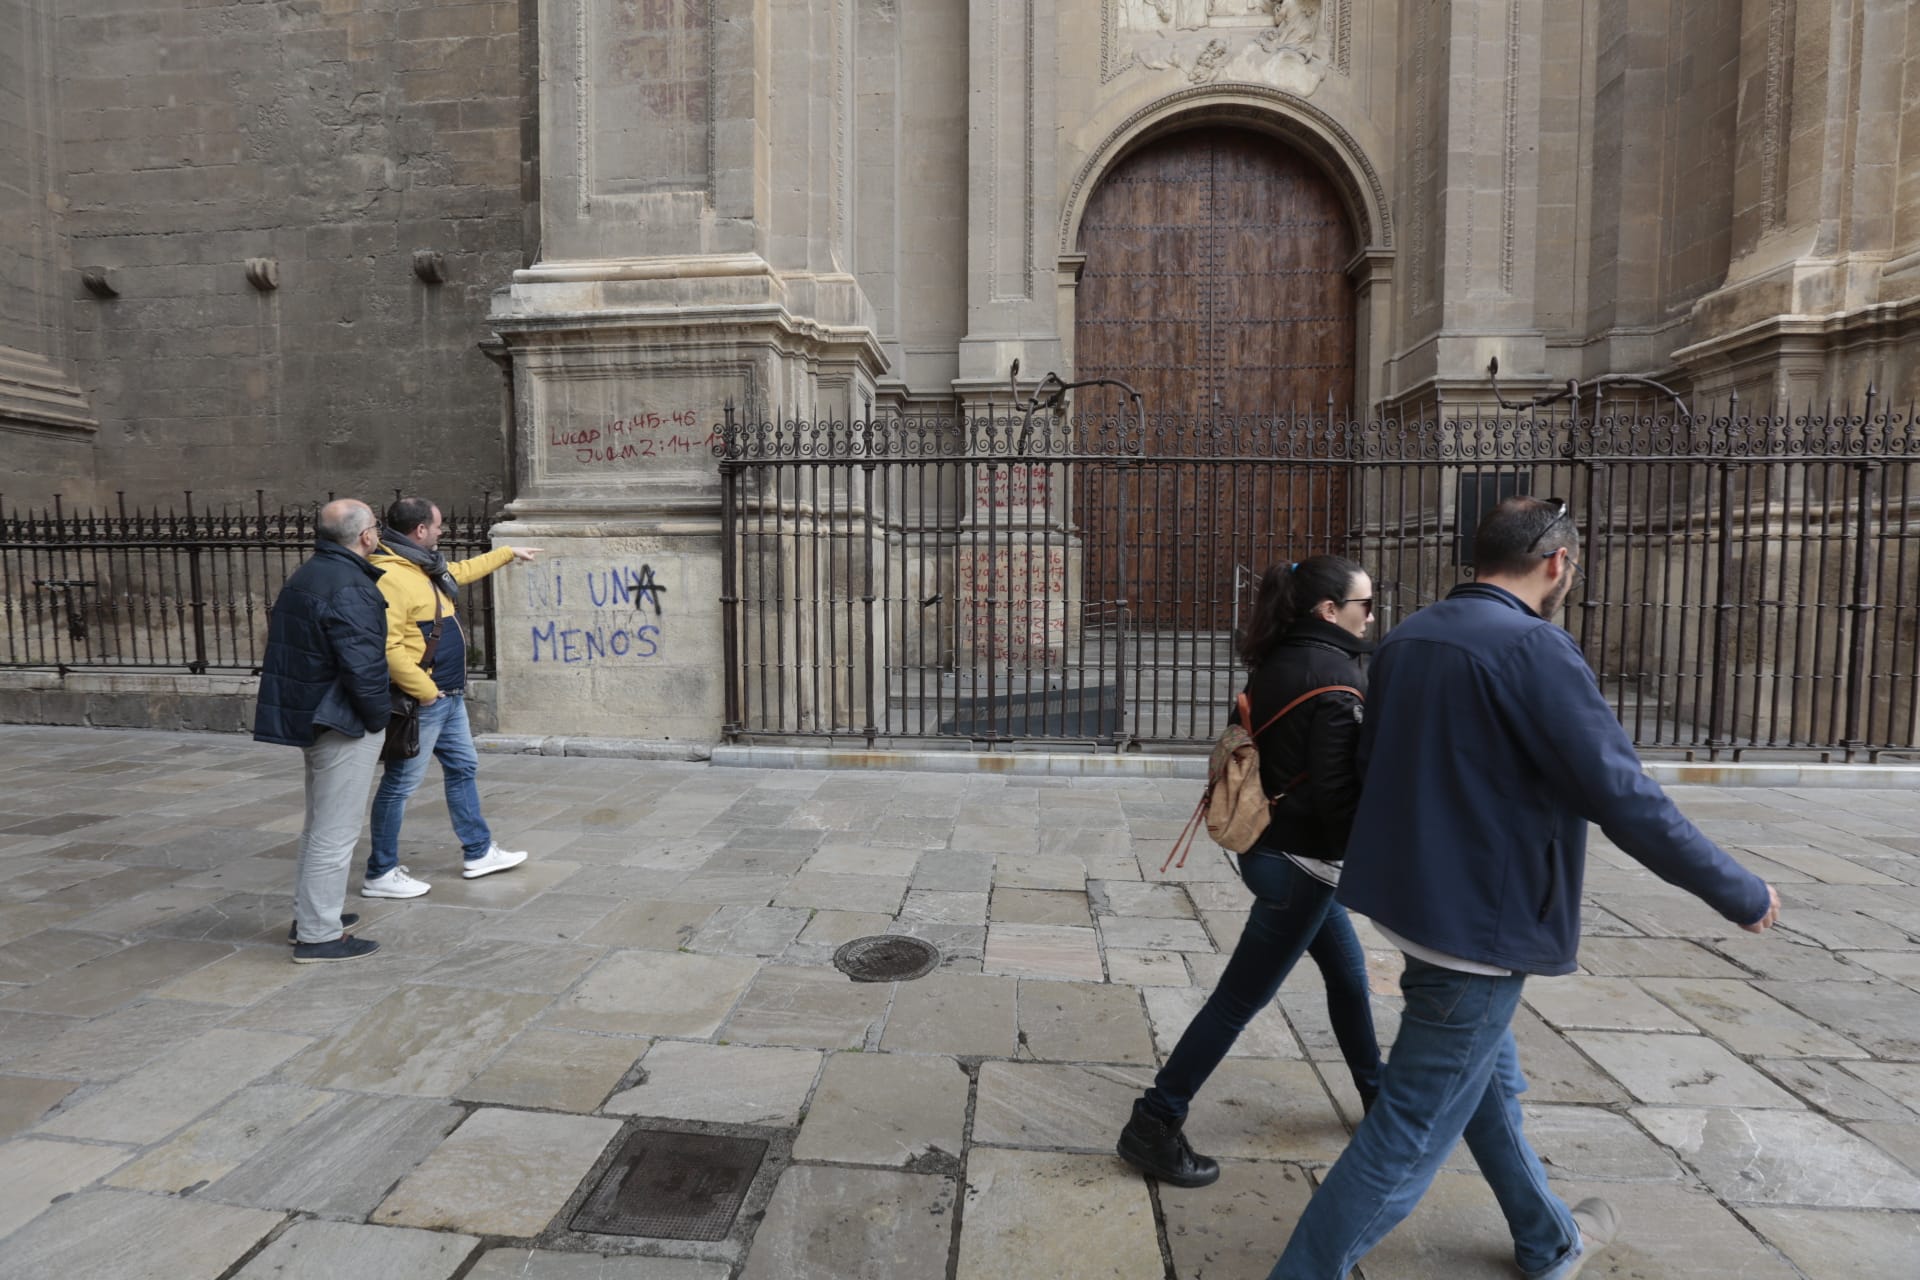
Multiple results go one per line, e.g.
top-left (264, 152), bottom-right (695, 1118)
top-left (1268, 960), bottom-right (1579, 1279)
top-left (1144, 848), bottom-right (1383, 1122)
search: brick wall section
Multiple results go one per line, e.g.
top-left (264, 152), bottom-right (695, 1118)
top-left (51, 0), bottom-right (528, 508)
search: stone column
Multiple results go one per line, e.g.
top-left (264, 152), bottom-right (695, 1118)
top-left (489, 0), bottom-right (884, 742)
top-left (1680, 0), bottom-right (1919, 404)
top-left (1385, 0), bottom-right (1547, 405)
top-left (0, 0), bottom-right (95, 503)
top-left (955, 0), bottom-right (1063, 398)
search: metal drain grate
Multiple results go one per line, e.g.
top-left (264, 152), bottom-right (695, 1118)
top-left (570, 1130), bottom-right (768, 1242)
top-left (833, 934), bottom-right (941, 983)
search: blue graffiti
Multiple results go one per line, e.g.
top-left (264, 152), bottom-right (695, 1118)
top-left (530, 620), bottom-right (661, 664)
top-left (580, 565), bottom-right (668, 614)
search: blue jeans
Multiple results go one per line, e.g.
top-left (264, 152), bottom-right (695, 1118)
top-left (366, 692), bottom-right (492, 879)
top-left (1144, 849), bottom-right (1383, 1122)
top-left (1268, 958), bottom-right (1581, 1280)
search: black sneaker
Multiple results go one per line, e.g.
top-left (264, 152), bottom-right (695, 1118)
top-left (288, 913), bottom-right (359, 945)
top-left (291, 935), bottom-right (380, 964)
top-left (1117, 1098), bottom-right (1220, 1188)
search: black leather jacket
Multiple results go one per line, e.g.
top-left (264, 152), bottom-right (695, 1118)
top-left (1238, 617), bottom-right (1371, 861)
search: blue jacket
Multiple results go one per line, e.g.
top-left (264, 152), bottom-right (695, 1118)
top-left (1336, 583), bottom-right (1770, 975)
top-left (252, 541), bottom-right (391, 747)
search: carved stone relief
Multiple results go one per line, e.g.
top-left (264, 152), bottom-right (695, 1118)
top-left (1106, 0), bottom-right (1326, 93)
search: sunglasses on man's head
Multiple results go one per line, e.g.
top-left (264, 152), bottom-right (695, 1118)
top-left (1526, 497), bottom-right (1571, 555)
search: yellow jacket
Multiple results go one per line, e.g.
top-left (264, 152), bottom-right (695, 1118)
top-left (371, 544), bottom-right (515, 700)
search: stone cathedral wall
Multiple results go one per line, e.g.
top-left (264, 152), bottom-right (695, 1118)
top-left (1, 0), bottom-right (534, 510)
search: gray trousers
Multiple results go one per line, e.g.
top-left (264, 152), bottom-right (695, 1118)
top-left (294, 728), bottom-right (384, 944)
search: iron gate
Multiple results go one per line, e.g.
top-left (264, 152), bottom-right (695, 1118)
top-left (716, 392), bottom-right (1920, 760)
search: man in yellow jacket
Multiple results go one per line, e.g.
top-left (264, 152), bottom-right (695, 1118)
top-left (361, 496), bottom-right (540, 898)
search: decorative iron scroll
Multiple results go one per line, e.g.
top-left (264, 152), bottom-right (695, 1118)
top-left (713, 398), bottom-right (1918, 463)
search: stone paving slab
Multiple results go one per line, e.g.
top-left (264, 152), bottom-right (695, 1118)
top-left (1180, 1059), bottom-right (1352, 1163)
top-left (374, 1107), bottom-right (623, 1237)
top-left (720, 962), bottom-right (891, 1048)
top-left (879, 972), bottom-right (1017, 1056)
top-left (605, 1041), bottom-right (822, 1125)
top-left (286, 985), bottom-right (553, 1097)
top-left (466, 1250), bottom-right (731, 1280)
top-left (1540, 1178), bottom-right (1808, 1280)
top-left (791, 1050), bottom-right (968, 1166)
top-left (8, 997), bottom-right (232, 1080)
top-left (1639, 976), bottom-right (1868, 1058)
top-left (972, 1061), bottom-right (1155, 1151)
top-left (1571, 935), bottom-right (1750, 978)
top-left (0, 1190), bottom-right (284, 1280)
top-left (37, 1026), bottom-right (308, 1144)
top-left (956, 1148), bottom-right (1160, 1280)
top-left (1635, 1107), bottom-right (1920, 1207)
top-left (741, 1165), bottom-right (956, 1280)
top-left (1016, 978), bottom-right (1157, 1064)
top-left (206, 1094), bottom-right (465, 1219)
top-left (416, 938), bottom-right (604, 993)
top-left (546, 950), bottom-right (761, 1037)
top-left (1567, 1031), bottom-right (1804, 1107)
top-left (1755, 1058), bottom-right (1916, 1122)
top-left (231, 1220), bottom-right (478, 1279)
top-left (149, 944), bottom-right (311, 1006)
top-left (982, 921), bottom-right (1105, 980)
top-left (1758, 980), bottom-right (1920, 1061)
top-left (1737, 1206), bottom-right (1920, 1280)
top-left (455, 1028), bottom-right (642, 1113)
top-left (0, 937), bottom-right (231, 1016)
top-left (106, 1082), bottom-right (333, 1194)
top-left (1160, 1157), bottom-right (1317, 1279)
top-left (0, 1075), bottom-right (74, 1140)
top-left (0, 1137), bottom-right (133, 1238)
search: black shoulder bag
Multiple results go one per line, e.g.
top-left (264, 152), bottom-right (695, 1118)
top-left (381, 591), bottom-right (445, 762)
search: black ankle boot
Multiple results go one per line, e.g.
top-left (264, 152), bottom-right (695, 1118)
top-left (1117, 1099), bottom-right (1220, 1188)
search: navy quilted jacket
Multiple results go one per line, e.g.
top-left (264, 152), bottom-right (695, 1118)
top-left (252, 541), bottom-right (391, 746)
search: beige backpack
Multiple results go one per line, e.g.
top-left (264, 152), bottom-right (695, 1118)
top-left (1163, 684), bottom-right (1363, 872)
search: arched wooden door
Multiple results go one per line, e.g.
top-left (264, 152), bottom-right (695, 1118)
top-left (1073, 128), bottom-right (1356, 629)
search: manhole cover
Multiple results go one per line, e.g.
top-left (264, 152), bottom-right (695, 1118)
top-left (833, 934), bottom-right (941, 982)
top-left (570, 1130), bottom-right (767, 1242)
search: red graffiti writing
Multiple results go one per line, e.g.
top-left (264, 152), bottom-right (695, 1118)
top-left (976, 464), bottom-right (1056, 509)
top-left (549, 411), bottom-right (717, 466)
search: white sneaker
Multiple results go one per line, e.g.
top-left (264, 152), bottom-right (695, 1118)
top-left (462, 843), bottom-right (528, 879)
top-left (361, 866), bottom-right (432, 899)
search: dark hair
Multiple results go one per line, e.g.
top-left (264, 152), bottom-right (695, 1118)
top-left (385, 496), bottom-right (436, 537)
top-left (1238, 554), bottom-right (1366, 668)
top-left (1473, 496), bottom-right (1576, 576)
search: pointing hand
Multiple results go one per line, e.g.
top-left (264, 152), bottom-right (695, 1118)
top-left (509, 547), bottom-right (543, 563)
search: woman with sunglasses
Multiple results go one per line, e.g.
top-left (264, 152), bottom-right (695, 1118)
top-left (1117, 555), bottom-right (1385, 1188)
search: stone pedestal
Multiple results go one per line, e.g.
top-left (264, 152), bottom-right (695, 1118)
top-left (954, 461), bottom-right (1081, 673)
top-left (489, 266), bottom-right (883, 741)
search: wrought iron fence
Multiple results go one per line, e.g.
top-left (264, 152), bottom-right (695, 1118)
top-left (0, 493), bottom-right (501, 677)
top-left (716, 392), bottom-right (1920, 760)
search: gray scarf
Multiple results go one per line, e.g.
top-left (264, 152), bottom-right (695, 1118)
top-left (379, 525), bottom-right (458, 604)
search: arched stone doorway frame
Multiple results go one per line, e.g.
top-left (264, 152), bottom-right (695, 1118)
top-left (1056, 85), bottom-right (1394, 413)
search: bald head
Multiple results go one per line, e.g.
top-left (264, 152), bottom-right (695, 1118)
top-left (316, 499), bottom-right (378, 557)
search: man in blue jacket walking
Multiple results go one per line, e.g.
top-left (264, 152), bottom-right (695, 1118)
top-left (254, 498), bottom-right (392, 964)
top-left (1268, 495), bottom-right (1780, 1280)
